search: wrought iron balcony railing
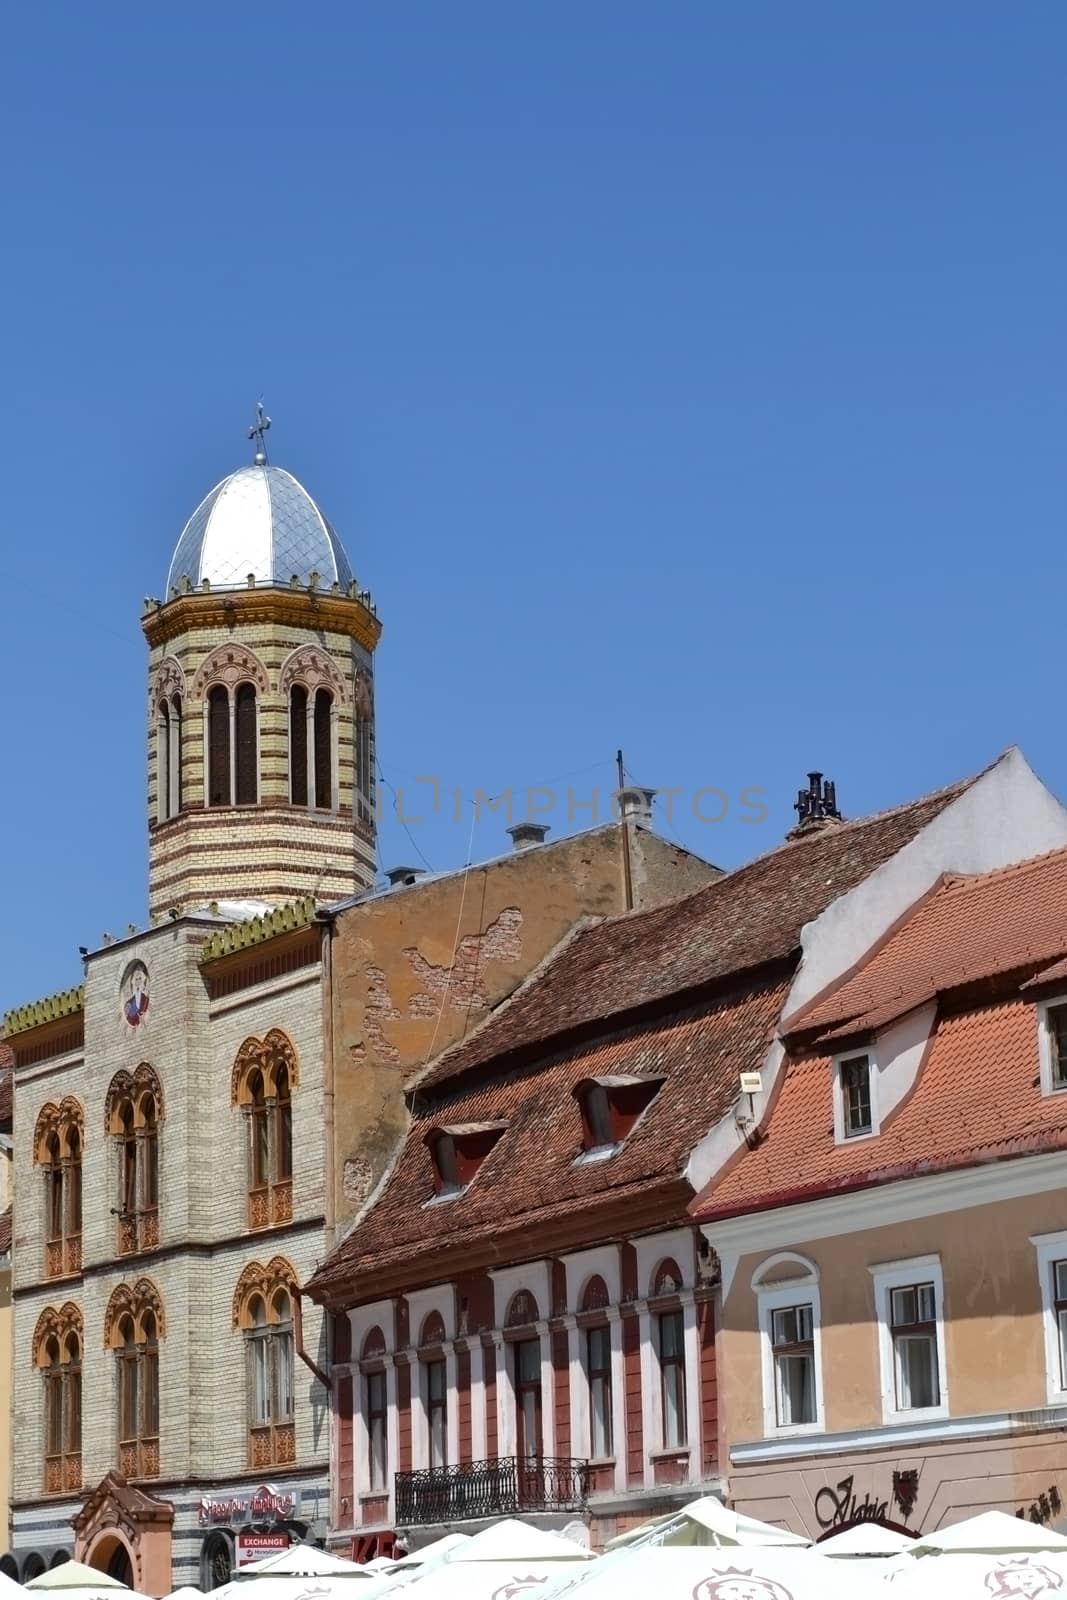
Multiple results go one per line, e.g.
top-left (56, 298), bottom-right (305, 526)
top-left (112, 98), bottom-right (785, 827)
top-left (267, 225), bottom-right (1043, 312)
top-left (395, 1456), bottom-right (588, 1527)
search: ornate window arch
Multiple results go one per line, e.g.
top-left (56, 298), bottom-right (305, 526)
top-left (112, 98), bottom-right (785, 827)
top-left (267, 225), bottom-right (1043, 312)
top-left (104, 1281), bottom-right (163, 1480)
top-left (233, 1258), bottom-right (297, 1470)
top-left (280, 648), bottom-right (344, 813)
top-left (153, 657), bottom-right (185, 822)
top-left (34, 1100), bottom-right (83, 1279)
top-left (232, 1032), bottom-right (297, 1231)
top-left (192, 645), bottom-right (267, 808)
top-left (33, 1304), bottom-right (82, 1495)
top-left (105, 1066), bottom-right (162, 1256)
top-left (353, 667), bottom-right (374, 823)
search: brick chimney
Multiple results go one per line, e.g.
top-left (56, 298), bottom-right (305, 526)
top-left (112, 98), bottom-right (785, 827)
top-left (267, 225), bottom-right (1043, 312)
top-left (615, 786), bottom-right (656, 828)
top-left (787, 772), bottom-right (843, 839)
top-left (507, 822), bottom-right (551, 852)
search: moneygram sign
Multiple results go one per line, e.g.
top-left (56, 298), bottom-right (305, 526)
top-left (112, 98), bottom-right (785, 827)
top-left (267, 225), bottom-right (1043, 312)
top-left (198, 1484), bottom-right (297, 1526)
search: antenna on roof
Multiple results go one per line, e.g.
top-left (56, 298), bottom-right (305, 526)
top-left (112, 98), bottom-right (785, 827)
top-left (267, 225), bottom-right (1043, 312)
top-left (248, 400), bottom-right (271, 465)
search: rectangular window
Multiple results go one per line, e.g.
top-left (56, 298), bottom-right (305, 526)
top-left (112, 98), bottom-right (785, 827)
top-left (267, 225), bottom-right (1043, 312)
top-left (1049, 1004), bottom-right (1067, 1090)
top-left (426, 1358), bottom-right (447, 1468)
top-left (587, 1325), bottom-right (613, 1458)
top-left (658, 1310), bottom-right (687, 1449)
top-left (771, 1304), bottom-right (816, 1426)
top-left (514, 1338), bottom-right (543, 1463)
top-left (1053, 1261), bottom-right (1067, 1389)
top-left (840, 1055), bottom-right (873, 1137)
top-left (366, 1370), bottom-right (387, 1491)
top-left (890, 1282), bottom-right (940, 1409)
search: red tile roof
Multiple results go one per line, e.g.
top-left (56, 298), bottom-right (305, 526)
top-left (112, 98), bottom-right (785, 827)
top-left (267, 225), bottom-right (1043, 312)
top-left (309, 974), bottom-right (791, 1304)
top-left (412, 776), bottom-right (974, 1094)
top-left (694, 846), bottom-right (1067, 1222)
top-left (786, 844), bottom-right (1067, 1044)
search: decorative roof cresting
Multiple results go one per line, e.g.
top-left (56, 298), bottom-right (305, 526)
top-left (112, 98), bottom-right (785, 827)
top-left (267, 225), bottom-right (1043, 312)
top-left (165, 407), bottom-right (355, 595)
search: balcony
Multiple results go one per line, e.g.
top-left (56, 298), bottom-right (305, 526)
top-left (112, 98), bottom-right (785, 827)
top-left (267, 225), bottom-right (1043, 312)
top-left (395, 1457), bottom-right (588, 1528)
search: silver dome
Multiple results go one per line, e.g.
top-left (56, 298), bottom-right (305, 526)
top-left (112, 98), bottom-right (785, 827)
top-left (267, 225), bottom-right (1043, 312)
top-left (167, 464), bottom-right (354, 594)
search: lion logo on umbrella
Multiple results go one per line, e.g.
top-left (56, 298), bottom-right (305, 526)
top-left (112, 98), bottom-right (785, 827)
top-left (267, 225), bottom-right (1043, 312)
top-left (985, 1563), bottom-right (1064, 1597)
top-left (693, 1571), bottom-right (795, 1600)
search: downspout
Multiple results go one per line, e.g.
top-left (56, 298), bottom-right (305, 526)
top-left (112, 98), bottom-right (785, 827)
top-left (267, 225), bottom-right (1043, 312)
top-left (294, 1288), bottom-right (330, 1389)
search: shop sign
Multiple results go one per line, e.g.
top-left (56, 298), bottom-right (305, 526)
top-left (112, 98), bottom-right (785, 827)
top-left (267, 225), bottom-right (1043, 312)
top-left (814, 1473), bottom-right (891, 1530)
top-left (236, 1533), bottom-right (290, 1567)
top-left (198, 1484), bottom-right (297, 1526)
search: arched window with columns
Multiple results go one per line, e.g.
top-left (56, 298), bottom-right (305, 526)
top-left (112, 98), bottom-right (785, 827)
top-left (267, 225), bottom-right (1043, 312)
top-left (232, 1031), bottom-right (298, 1230)
top-left (34, 1303), bottom-right (82, 1495)
top-left (194, 644), bottom-right (268, 808)
top-left (233, 1257), bottom-right (297, 1469)
top-left (104, 1280), bottom-right (164, 1479)
top-left (280, 645), bottom-right (343, 812)
top-left (34, 1100), bottom-right (83, 1279)
top-left (153, 658), bottom-right (185, 821)
top-left (105, 1065), bottom-right (162, 1255)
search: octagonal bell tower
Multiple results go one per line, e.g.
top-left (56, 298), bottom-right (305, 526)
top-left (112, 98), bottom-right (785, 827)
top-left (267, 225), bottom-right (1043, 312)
top-left (143, 410), bottom-right (381, 918)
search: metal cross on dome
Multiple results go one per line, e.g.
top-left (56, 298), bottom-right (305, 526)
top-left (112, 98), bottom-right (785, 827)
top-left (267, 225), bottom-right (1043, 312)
top-left (248, 401), bottom-right (271, 464)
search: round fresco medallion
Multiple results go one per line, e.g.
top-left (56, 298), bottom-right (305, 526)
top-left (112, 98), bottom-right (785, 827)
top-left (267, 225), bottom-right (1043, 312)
top-left (120, 961), bottom-right (150, 1028)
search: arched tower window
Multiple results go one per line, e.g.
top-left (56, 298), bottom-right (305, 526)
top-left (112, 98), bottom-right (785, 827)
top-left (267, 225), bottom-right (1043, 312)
top-left (232, 1031), bottom-right (298, 1230)
top-left (233, 1258), bottom-right (298, 1469)
top-left (354, 674), bottom-right (374, 823)
top-left (207, 686), bottom-right (230, 806)
top-left (235, 683), bottom-right (258, 804)
top-left (34, 1101), bottom-right (83, 1280)
top-left (314, 689), bottom-right (333, 809)
top-left (106, 1066), bottom-right (163, 1256)
top-left (169, 695), bottom-right (182, 814)
top-left (34, 1305), bottom-right (82, 1495)
top-left (289, 686), bottom-right (309, 806)
top-left (105, 1280), bottom-right (165, 1480)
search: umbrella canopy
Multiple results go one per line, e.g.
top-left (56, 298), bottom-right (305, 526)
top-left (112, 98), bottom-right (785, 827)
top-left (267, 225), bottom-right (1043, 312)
top-left (911, 1514), bottom-right (1067, 1556)
top-left (165, 1589), bottom-right (206, 1600)
top-left (27, 1567), bottom-right (129, 1593)
top-left (237, 1550), bottom-right (371, 1579)
top-left (527, 1545), bottom-right (865, 1600)
top-left (886, 1551), bottom-right (1067, 1594)
top-left (385, 1564), bottom-right (589, 1600)
top-left (442, 1524), bottom-right (593, 1564)
top-left (389, 1538), bottom-right (471, 1571)
top-left (816, 1523), bottom-right (916, 1557)
top-left (607, 1496), bottom-right (809, 1551)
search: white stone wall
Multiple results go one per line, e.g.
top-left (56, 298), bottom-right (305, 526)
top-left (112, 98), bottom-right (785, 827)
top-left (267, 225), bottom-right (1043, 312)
top-left (12, 915), bottom-right (329, 1519)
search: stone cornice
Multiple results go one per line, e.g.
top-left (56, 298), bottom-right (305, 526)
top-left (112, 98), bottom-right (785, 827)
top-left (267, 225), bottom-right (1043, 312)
top-left (4, 985), bottom-right (85, 1038)
top-left (142, 585), bottom-right (382, 652)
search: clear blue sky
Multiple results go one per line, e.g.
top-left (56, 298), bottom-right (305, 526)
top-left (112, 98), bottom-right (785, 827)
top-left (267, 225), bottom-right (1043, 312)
top-left (2, 3), bottom-right (1065, 1011)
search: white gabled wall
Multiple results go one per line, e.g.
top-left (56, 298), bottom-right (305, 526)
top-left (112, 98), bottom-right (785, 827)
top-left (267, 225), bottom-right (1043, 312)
top-left (687, 748), bottom-right (1067, 1196)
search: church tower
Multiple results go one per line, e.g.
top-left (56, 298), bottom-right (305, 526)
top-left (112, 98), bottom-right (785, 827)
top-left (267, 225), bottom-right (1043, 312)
top-left (142, 410), bottom-right (380, 918)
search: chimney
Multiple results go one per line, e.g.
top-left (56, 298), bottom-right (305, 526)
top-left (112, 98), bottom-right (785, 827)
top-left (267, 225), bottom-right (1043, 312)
top-left (506, 822), bottom-right (551, 852)
top-left (384, 866), bottom-right (426, 888)
top-left (615, 786), bottom-right (656, 828)
top-left (787, 771), bottom-right (843, 839)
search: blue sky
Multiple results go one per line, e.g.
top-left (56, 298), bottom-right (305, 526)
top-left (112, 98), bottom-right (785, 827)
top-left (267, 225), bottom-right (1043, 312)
top-left (2, 3), bottom-right (1065, 1011)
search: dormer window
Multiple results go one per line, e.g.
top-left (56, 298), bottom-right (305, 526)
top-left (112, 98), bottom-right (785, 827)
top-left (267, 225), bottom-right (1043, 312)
top-left (1039, 999), bottom-right (1067, 1095)
top-left (573, 1075), bottom-right (663, 1162)
top-left (425, 1123), bottom-right (506, 1201)
top-left (832, 1051), bottom-right (877, 1142)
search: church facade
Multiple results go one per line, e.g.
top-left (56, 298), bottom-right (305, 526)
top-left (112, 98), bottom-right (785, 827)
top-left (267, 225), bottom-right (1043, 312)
top-left (5, 432), bottom-right (379, 1591)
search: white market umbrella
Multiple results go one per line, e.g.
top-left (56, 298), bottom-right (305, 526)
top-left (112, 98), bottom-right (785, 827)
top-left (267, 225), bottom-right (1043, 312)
top-left (386, 1566), bottom-right (586, 1600)
top-left (526, 1545), bottom-right (867, 1600)
top-left (166, 1589), bottom-right (206, 1600)
top-left (816, 1523), bottom-right (916, 1557)
top-left (26, 1564), bottom-right (153, 1600)
top-left (237, 1550), bottom-right (371, 1579)
top-left (389, 1538), bottom-right (471, 1571)
top-left (607, 1495), bottom-right (809, 1551)
top-left (441, 1523), bottom-right (594, 1563)
top-left (911, 1514), bottom-right (1067, 1556)
top-left (886, 1551), bottom-right (1067, 1595)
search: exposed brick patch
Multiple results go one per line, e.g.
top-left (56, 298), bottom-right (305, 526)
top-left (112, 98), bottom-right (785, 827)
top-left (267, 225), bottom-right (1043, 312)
top-left (405, 908), bottom-right (523, 1015)
top-left (363, 968), bottom-right (401, 1064)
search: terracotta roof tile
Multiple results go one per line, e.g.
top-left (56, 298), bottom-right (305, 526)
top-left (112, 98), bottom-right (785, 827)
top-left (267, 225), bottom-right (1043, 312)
top-left (412, 776), bottom-right (974, 1094)
top-left (787, 843), bottom-right (1067, 1043)
top-left (696, 993), bottom-right (1067, 1221)
top-left (309, 975), bottom-right (791, 1303)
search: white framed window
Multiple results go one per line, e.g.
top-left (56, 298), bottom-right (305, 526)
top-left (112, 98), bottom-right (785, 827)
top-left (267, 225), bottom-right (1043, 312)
top-left (871, 1256), bottom-right (947, 1422)
top-left (1031, 1230), bottom-right (1067, 1402)
top-left (1037, 999), bottom-right (1067, 1097)
top-left (754, 1255), bottom-right (824, 1438)
top-left (832, 1050), bottom-right (878, 1142)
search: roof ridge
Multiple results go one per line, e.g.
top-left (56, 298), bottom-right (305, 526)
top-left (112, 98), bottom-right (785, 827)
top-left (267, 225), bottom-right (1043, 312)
top-left (938, 839), bottom-right (1067, 894)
